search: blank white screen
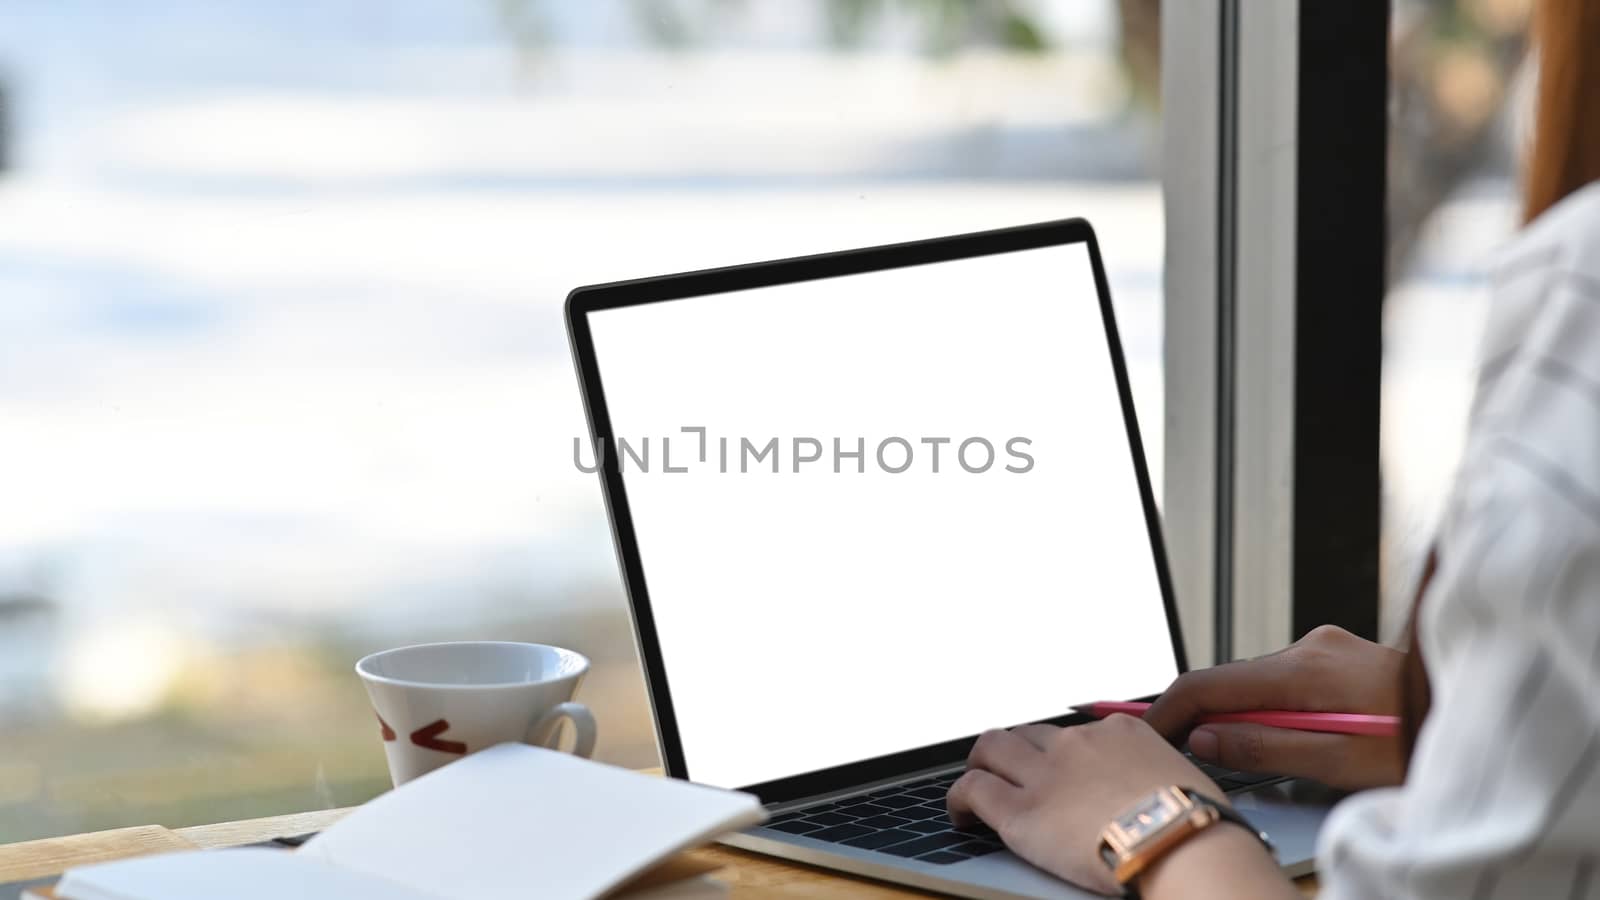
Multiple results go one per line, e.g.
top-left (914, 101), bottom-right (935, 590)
top-left (585, 242), bottom-right (1178, 789)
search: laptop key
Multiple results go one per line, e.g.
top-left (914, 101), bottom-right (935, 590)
top-left (952, 839), bottom-right (1005, 856)
top-left (956, 822), bottom-right (999, 839)
top-left (799, 801), bottom-right (842, 813)
top-left (802, 812), bottom-right (854, 827)
top-left (842, 829), bottom-right (922, 850)
top-left (1219, 774), bottom-right (1287, 793)
top-left (835, 802), bottom-right (893, 818)
top-left (880, 831), bottom-right (974, 858)
top-left (854, 814), bottom-right (913, 829)
top-left (903, 820), bottom-right (951, 834)
top-left (900, 805), bottom-right (949, 821)
top-left (905, 786), bottom-right (948, 801)
top-left (874, 795), bottom-right (924, 809)
top-left (917, 851), bottom-right (970, 865)
top-left (805, 823), bottom-right (873, 842)
top-left (768, 820), bottom-right (824, 835)
top-left (1224, 771), bottom-right (1281, 785)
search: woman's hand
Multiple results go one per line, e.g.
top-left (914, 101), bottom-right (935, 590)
top-left (946, 714), bottom-right (1281, 895)
top-left (1143, 624), bottom-right (1406, 790)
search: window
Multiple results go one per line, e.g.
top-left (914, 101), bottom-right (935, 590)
top-left (1160, 2), bottom-right (1387, 664)
top-left (1382, 0), bottom-right (1530, 639)
top-left (0, 2), bottom-right (1166, 839)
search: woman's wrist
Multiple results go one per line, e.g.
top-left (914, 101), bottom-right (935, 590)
top-left (1131, 819), bottom-right (1295, 900)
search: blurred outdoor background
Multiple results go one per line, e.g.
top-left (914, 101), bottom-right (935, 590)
top-left (1382, 0), bottom-right (1531, 636)
top-left (0, 0), bottom-right (1529, 840)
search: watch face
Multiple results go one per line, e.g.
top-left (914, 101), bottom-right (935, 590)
top-left (1116, 790), bottom-right (1182, 843)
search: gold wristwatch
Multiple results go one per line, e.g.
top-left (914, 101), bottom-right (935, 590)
top-left (1097, 785), bottom-right (1273, 894)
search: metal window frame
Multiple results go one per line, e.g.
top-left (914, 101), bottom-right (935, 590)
top-left (1163, 2), bottom-right (1386, 665)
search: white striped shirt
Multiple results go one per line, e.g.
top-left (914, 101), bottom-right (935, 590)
top-left (1318, 181), bottom-right (1600, 899)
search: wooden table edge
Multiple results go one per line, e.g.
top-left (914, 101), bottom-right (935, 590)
top-left (5, 806), bottom-right (1319, 896)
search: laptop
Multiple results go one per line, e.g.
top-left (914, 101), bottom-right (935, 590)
top-left (565, 219), bottom-right (1333, 899)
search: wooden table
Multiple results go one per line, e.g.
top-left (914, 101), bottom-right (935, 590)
top-left (0, 807), bottom-right (1318, 896)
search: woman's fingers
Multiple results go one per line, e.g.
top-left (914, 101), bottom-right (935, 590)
top-left (947, 768), bottom-right (1024, 829)
top-left (1010, 723), bottom-right (1060, 751)
top-left (1142, 654), bottom-right (1302, 740)
top-left (967, 728), bottom-right (1046, 786)
top-left (1187, 723), bottom-right (1403, 790)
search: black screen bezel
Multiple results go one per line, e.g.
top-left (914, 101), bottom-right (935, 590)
top-left (564, 218), bottom-right (1187, 803)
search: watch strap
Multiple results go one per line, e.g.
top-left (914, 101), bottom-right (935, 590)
top-left (1179, 787), bottom-right (1275, 856)
top-left (1101, 786), bottom-right (1275, 899)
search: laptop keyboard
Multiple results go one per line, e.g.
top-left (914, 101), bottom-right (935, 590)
top-left (1191, 757), bottom-right (1285, 793)
top-left (765, 772), bottom-right (1002, 866)
top-left (762, 756), bottom-right (1283, 866)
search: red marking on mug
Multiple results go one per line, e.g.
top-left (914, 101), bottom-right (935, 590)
top-left (377, 714), bottom-right (396, 742)
top-left (410, 719), bottom-right (467, 755)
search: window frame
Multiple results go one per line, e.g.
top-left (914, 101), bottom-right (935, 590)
top-left (1162, 1), bottom-right (1387, 664)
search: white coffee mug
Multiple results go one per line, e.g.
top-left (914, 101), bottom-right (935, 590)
top-left (356, 641), bottom-right (598, 786)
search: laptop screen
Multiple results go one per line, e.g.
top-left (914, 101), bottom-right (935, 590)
top-left (582, 238), bottom-right (1179, 791)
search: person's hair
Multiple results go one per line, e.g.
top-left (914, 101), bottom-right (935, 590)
top-left (1522, 0), bottom-right (1600, 223)
top-left (1401, 0), bottom-right (1600, 770)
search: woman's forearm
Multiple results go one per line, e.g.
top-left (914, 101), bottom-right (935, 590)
top-left (1136, 823), bottom-right (1301, 900)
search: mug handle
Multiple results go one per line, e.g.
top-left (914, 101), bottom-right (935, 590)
top-left (526, 701), bottom-right (598, 759)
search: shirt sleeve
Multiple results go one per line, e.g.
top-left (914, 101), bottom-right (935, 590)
top-left (1317, 190), bottom-right (1600, 899)
top-left (1317, 471), bottom-right (1600, 899)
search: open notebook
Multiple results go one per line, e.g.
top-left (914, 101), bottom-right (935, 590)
top-left (38, 744), bottom-right (765, 900)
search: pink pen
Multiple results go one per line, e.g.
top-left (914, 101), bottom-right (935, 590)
top-left (1074, 701), bottom-right (1399, 737)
